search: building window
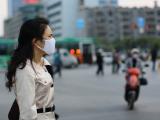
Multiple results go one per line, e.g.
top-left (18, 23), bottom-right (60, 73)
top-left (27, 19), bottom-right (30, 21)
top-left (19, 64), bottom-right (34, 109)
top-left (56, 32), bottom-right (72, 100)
top-left (48, 11), bottom-right (61, 18)
top-left (108, 10), bottom-right (113, 16)
top-left (54, 33), bottom-right (62, 37)
top-left (109, 20), bottom-right (113, 24)
top-left (100, 18), bottom-right (106, 23)
top-left (96, 11), bottom-right (104, 16)
top-left (80, 0), bottom-right (84, 6)
top-left (146, 17), bottom-right (154, 22)
top-left (124, 31), bottom-right (131, 36)
top-left (121, 11), bottom-right (129, 16)
top-left (98, 32), bottom-right (106, 36)
top-left (147, 11), bottom-right (154, 15)
top-left (99, 0), bottom-right (107, 5)
top-left (51, 19), bottom-right (61, 24)
top-left (157, 10), bottom-right (160, 15)
top-left (123, 25), bottom-right (129, 29)
top-left (123, 17), bottom-right (129, 21)
top-left (47, 1), bottom-right (62, 10)
top-left (53, 26), bottom-right (62, 30)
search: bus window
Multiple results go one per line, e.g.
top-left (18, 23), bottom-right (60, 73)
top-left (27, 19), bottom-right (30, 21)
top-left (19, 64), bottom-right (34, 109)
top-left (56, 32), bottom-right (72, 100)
top-left (0, 45), bottom-right (7, 55)
top-left (0, 39), bottom-right (16, 68)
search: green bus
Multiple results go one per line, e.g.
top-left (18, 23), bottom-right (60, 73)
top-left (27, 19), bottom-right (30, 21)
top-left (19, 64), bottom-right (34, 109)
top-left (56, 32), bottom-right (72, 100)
top-left (0, 39), bottom-right (17, 69)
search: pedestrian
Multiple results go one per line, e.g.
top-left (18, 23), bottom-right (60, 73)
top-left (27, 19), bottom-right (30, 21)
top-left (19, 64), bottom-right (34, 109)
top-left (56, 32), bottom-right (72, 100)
top-left (6, 18), bottom-right (58, 120)
top-left (96, 50), bottom-right (104, 75)
top-left (112, 49), bottom-right (121, 74)
top-left (53, 48), bottom-right (62, 77)
top-left (151, 46), bottom-right (158, 71)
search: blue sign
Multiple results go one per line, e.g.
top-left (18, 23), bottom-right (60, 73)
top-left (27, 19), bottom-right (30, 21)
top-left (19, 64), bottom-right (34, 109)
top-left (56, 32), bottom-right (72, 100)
top-left (137, 17), bottom-right (145, 28)
top-left (76, 19), bottom-right (85, 29)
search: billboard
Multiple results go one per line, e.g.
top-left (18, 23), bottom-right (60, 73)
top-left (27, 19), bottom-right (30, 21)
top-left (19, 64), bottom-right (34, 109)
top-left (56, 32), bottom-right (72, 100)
top-left (76, 19), bottom-right (85, 29)
top-left (24, 0), bottom-right (39, 4)
top-left (137, 17), bottom-right (145, 28)
top-left (137, 17), bottom-right (145, 33)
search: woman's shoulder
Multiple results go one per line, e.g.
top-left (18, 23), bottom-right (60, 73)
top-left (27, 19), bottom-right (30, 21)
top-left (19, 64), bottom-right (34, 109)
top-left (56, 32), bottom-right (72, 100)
top-left (16, 60), bottom-right (36, 76)
top-left (43, 57), bottom-right (51, 66)
top-left (15, 61), bottom-right (36, 85)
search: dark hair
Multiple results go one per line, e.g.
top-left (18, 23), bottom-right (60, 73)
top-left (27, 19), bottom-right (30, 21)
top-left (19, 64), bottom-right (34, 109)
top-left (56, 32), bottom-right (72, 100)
top-left (6, 17), bottom-right (49, 91)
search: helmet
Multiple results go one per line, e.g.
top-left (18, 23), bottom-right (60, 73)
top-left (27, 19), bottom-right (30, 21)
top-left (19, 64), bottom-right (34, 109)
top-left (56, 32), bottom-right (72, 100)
top-left (131, 48), bottom-right (140, 55)
top-left (131, 48), bottom-right (140, 59)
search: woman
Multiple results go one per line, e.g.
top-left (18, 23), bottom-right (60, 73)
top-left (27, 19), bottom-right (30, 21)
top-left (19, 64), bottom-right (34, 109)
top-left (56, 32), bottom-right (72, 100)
top-left (6, 17), bottom-right (56, 120)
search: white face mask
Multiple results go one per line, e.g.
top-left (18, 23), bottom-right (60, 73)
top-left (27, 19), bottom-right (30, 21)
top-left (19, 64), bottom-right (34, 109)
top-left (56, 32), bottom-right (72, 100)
top-left (133, 53), bottom-right (139, 59)
top-left (43, 38), bottom-right (56, 55)
top-left (35, 38), bottom-right (56, 55)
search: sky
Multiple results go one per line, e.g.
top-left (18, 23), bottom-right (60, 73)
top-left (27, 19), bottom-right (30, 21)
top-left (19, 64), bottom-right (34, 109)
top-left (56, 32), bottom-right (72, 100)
top-left (0, 0), bottom-right (160, 36)
top-left (0, 0), bottom-right (8, 37)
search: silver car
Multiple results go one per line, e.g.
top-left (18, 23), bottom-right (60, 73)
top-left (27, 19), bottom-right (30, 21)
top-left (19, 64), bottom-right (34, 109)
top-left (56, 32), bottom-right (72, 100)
top-left (59, 49), bottom-right (78, 68)
top-left (45, 49), bottom-right (78, 68)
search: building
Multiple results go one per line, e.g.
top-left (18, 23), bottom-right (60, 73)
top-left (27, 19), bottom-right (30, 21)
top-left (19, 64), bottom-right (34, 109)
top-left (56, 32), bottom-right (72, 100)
top-left (4, 4), bottom-right (44, 39)
top-left (8, 0), bottom-right (40, 17)
top-left (7, 0), bottom-right (160, 41)
top-left (8, 0), bottom-right (24, 17)
top-left (83, 0), bottom-right (118, 7)
top-left (119, 5), bottom-right (160, 40)
top-left (43, 0), bottom-right (79, 38)
top-left (79, 6), bottom-right (126, 41)
top-left (79, 2), bottom-right (160, 41)
top-left (43, 0), bottom-right (118, 38)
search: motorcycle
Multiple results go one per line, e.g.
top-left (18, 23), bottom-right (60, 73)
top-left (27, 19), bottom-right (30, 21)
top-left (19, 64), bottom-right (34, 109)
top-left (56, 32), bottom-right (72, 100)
top-left (125, 68), bottom-right (140, 110)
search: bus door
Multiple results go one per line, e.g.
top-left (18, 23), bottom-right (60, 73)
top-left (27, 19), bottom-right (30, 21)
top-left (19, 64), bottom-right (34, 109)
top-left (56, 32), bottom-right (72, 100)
top-left (82, 44), bottom-right (92, 64)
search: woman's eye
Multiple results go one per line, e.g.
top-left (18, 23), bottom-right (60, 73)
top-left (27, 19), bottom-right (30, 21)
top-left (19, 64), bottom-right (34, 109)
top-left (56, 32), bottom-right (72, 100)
top-left (49, 34), bottom-right (53, 38)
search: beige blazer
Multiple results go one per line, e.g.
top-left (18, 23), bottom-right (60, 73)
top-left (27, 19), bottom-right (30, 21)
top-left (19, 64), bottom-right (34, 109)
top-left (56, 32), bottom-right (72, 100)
top-left (14, 58), bottom-right (55, 120)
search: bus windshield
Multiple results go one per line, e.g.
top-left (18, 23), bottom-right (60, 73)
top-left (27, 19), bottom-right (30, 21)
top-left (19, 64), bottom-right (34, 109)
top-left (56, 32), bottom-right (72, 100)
top-left (0, 39), bottom-right (16, 68)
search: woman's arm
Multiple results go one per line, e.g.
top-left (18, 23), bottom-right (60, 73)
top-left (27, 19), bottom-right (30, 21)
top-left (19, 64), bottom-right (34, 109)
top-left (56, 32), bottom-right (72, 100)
top-left (15, 67), bottom-right (37, 120)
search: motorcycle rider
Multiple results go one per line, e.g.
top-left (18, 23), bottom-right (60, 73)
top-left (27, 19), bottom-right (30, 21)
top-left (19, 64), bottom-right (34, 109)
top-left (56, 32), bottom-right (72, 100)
top-left (124, 48), bottom-right (142, 102)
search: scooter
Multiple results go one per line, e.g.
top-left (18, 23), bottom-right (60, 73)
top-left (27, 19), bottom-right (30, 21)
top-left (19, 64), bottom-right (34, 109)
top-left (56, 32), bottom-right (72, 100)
top-left (125, 68), bottom-right (140, 110)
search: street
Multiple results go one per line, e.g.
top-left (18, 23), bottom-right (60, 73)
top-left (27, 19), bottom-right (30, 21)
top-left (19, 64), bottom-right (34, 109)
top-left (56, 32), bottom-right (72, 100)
top-left (0, 64), bottom-right (160, 120)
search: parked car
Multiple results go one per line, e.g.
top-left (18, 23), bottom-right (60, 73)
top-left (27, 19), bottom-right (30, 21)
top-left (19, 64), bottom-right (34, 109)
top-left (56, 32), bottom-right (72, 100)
top-left (120, 54), bottom-right (126, 63)
top-left (59, 49), bottom-right (78, 68)
top-left (45, 49), bottom-right (78, 68)
top-left (102, 52), bottom-right (113, 65)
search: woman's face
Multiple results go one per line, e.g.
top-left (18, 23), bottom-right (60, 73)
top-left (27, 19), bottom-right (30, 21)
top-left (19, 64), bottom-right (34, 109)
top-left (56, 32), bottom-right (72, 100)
top-left (33, 25), bottom-right (53, 55)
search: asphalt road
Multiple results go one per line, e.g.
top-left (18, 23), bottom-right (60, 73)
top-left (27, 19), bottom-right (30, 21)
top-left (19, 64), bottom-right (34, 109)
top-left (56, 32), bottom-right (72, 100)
top-left (0, 64), bottom-right (160, 120)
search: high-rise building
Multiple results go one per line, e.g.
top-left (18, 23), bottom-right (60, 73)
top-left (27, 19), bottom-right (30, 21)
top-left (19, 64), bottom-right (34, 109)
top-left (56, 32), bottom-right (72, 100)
top-left (79, 4), bottom-right (160, 41)
top-left (8, 0), bottom-right (24, 17)
top-left (4, 4), bottom-right (44, 38)
top-left (8, 0), bottom-right (40, 17)
top-left (43, 0), bottom-right (118, 38)
top-left (83, 0), bottom-right (118, 7)
top-left (43, 0), bottom-right (80, 38)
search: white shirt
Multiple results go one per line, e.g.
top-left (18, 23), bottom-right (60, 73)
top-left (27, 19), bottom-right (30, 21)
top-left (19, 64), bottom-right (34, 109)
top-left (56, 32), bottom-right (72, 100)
top-left (14, 58), bottom-right (54, 120)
